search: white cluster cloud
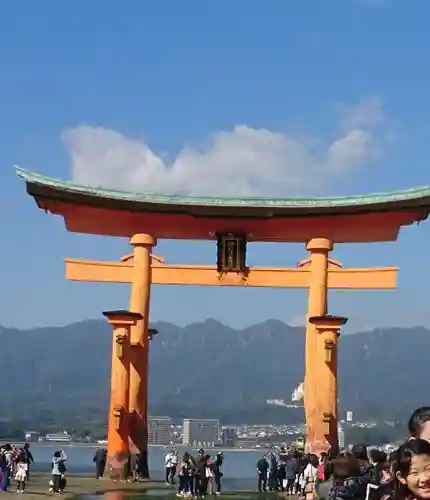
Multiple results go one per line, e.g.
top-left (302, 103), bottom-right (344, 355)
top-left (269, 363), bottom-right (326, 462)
top-left (64, 96), bottom-right (386, 197)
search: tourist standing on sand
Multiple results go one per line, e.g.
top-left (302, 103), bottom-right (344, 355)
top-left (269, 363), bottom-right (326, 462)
top-left (23, 443), bottom-right (34, 481)
top-left (267, 452), bottom-right (278, 491)
top-left (205, 454), bottom-right (214, 495)
top-left (0, 447), bottom-right (6, 492)
top-left (93, 448), bottom-right (107, 479)
top-left (11, 445), bottom-right (18, 477)
top-left (176, 452), bottom-right (194, 497)
top-left (285, 451), bottom-right (300, 495)
top-left (213, 452), bottom-right (224, 495)
top-left (165, 449), bottom-right (178, 485)
top-left (15, 449), bottom-right (28, 494)
top-left (0, 444), bottom-right (13, 492)
top-left (195, 449), bottom-right (207, 497)
top-left (256, 454), bottom-right (269, 493)
top-left (51, 450), bottom-right (67, 495)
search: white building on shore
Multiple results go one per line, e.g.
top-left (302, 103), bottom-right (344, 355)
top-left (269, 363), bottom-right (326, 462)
top-left (183, 418), bottom-right (220, 447)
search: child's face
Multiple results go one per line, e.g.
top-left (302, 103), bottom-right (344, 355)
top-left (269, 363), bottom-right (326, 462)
top-left (398, 454), bottom-right (430, 500)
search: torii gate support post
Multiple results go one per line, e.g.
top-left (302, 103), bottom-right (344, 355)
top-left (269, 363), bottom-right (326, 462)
top-left (128, 234), bottom-right (156, 480)
top-left (102, 310), bottom-right (142, 480)
top-left (309, 315), bottom-right (347, 452)
top-left (304, 238), bottom-right (332, 454)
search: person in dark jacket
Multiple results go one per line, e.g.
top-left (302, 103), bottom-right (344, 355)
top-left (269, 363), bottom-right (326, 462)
top-left (93, 448), bottom-right (107, 479)
top-left (286, 453), bottom-right (300, 495)
top-left (367, 450), bottom-right (392, 500)
top-left (213, 452), bottom-right (223, 495)
top-left (256, 455), bottom-right (269, 492)
top-left (267, 453), bottom-right (278, 491)
top-left (195, 449), bottom-right (207, 497)
top-left (1, 445), bottom-right (13, 492)
top-left (23, 444), bottom-right (34, 481)
top-left (329, 454), bottom-right (363, 500)
top-left (298, 454), bottom-right (310, 495)
top-left (351, 444), bottom-right (372, 478)
top-left (277, 447), bottom-right (288, 491)
top-left (368, 449), bottom-right (387, 485)
top-left (277, 459), bottom-right (286, 491)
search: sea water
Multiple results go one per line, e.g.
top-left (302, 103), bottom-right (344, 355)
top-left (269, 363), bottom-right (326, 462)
top-left (15, 443), bottom-right (264, 491)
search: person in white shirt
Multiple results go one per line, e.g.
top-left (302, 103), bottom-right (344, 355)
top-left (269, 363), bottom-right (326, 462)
top-left (165, 449), bottom-right (179, 485)
top-left (303, 454), bottom-right (319, 500)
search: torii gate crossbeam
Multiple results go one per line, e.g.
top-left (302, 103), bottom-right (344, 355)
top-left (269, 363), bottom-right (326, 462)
top-left (65, 258), bottom-right (397, 289)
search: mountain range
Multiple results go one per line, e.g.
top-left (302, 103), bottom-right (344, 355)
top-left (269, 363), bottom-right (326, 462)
top-left (0, 319), bottom-right (428, 424)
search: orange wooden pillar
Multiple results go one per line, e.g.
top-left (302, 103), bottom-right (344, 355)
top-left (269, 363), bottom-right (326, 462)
top-left (309, 314), bottom-right (347, 452)
top-left (103, 310), bottom-right (142, 480)
top-left (304, 238), bottom-right (333, 454)
top-left (128, 234), bottom-right (156, 479)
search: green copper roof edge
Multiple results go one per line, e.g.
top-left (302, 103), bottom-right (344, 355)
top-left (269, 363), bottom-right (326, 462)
top-left (15, 166), bottom-right (430, 208)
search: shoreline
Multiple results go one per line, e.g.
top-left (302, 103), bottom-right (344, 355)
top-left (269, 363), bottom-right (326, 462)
top-left (0, 442), bottom-right (262, 453)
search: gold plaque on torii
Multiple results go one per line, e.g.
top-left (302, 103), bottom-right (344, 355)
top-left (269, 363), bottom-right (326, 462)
top-left (216, 233), bottom-right (247, 273)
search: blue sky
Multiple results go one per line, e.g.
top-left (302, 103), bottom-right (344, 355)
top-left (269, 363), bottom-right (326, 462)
top-left (2, 0), bottom-right (430, 331)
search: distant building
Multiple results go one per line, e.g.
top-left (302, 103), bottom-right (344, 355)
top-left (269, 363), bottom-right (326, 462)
top-left (221, 428), bottom-right (236, 447)
top-left (292, 382), bottom-right (304, 402)
top-left (24, 431), bottom-right (40, 442)
top-left (266, 399), bottom-right (287, 407)
top-left (45, 431), bottom-right (72, 443)
top-left (346, 411), bottom-right (353, 422)
top-left (183, 418), bottom-right (219, 446)
top-left (148, 416), bottom-right (172, 445)
top-left (338, 423), bottom-right (345, 450)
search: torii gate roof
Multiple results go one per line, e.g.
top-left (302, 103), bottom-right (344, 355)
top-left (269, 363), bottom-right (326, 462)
top-left (16, 167), bottom-right (430, 243)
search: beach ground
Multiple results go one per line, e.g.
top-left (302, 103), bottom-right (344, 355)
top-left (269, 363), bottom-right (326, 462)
top-left (8, 474), bottom-right (167, 500)
top-left (15, 474), bottom-right (289, 500)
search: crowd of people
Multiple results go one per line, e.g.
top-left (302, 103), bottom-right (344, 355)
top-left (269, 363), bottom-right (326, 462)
top-left (0, 443), bottom-right (68, 495)
top-left (254, 406), bottom-right (430, 500)
top-left (256, 443), bottom-right (389, 498)
top-left (164, 448), bottom-right (224, 497)
top-left (0, 443), bottom-right (34, 493)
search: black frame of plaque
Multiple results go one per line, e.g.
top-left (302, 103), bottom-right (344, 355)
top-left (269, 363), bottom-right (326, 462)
top-left (216, 233), bottom-right (247, 272)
